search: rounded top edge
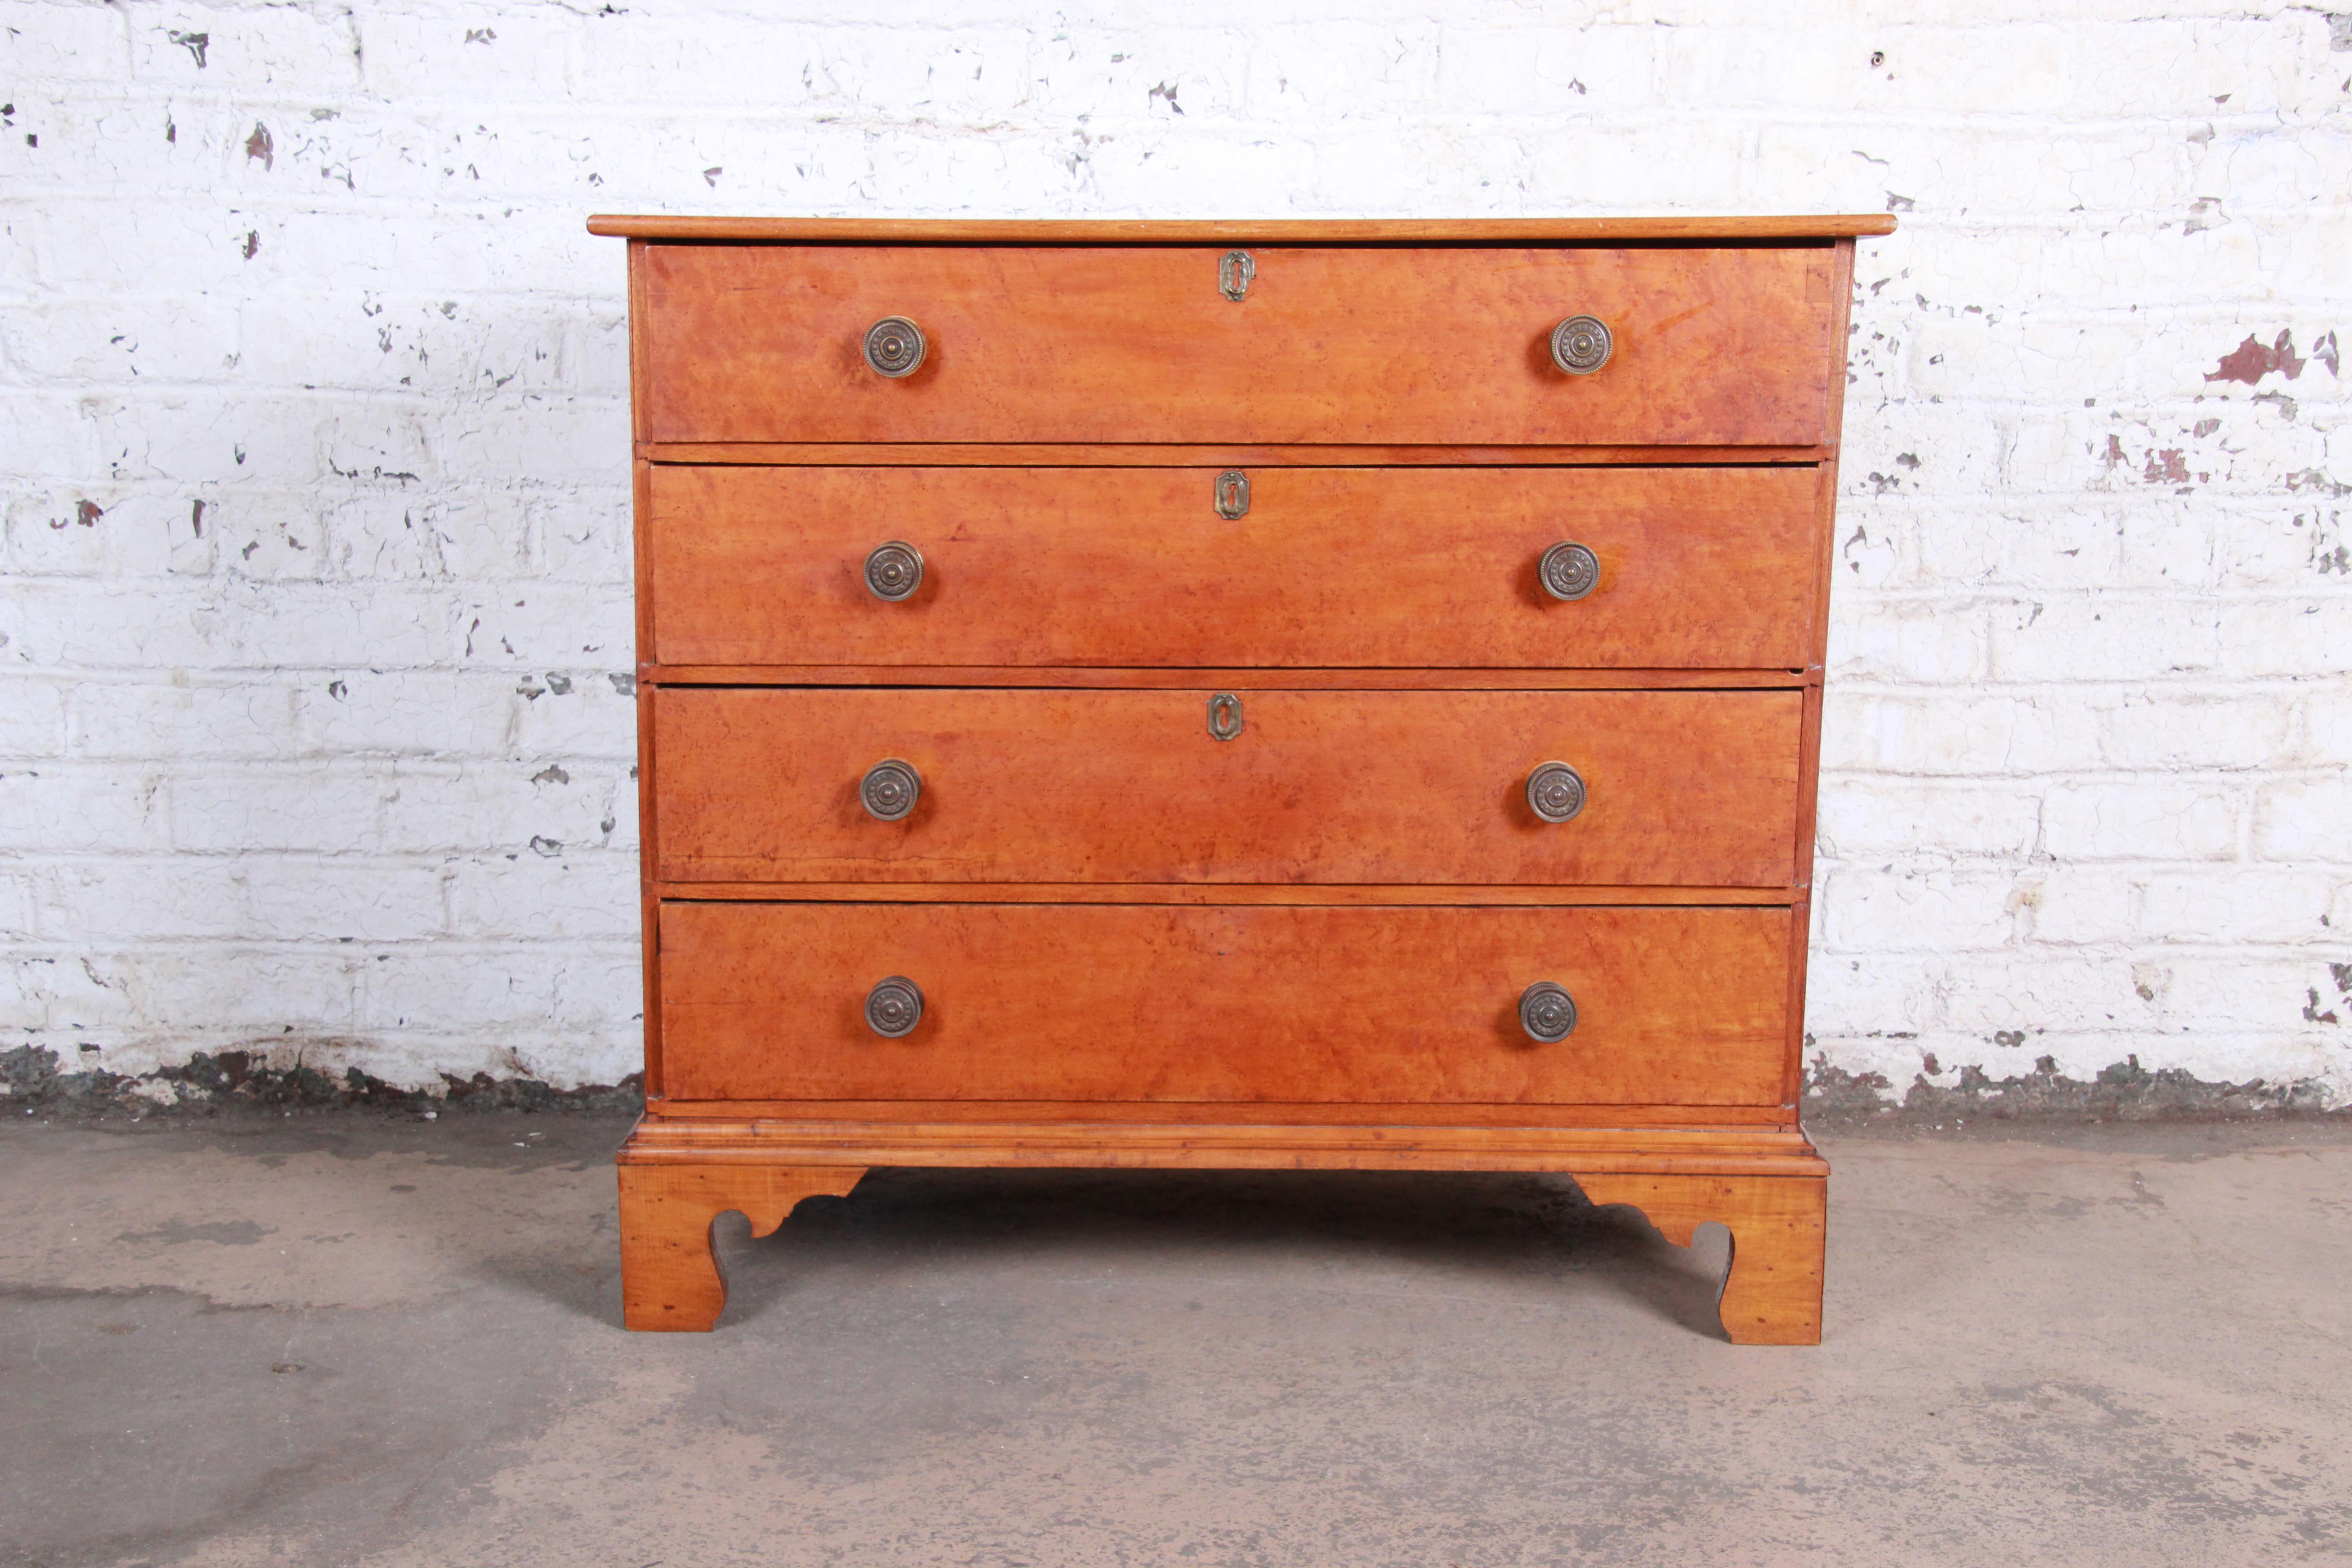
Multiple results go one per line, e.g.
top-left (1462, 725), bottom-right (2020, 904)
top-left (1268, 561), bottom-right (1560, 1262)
top-left (584, 214), bottom-right (1898, 242)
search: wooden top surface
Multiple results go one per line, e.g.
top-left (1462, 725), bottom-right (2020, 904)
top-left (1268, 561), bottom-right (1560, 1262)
top-left (587, 215), bottom-right (1898, 243)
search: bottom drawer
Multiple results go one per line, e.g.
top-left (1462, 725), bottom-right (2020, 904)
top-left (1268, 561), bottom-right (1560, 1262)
top-left (658, 902), bottom-right (1792, 1106)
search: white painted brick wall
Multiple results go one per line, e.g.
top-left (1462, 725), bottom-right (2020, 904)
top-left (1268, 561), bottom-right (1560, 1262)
top-left (1, 0), bottom-right (2345, 1103)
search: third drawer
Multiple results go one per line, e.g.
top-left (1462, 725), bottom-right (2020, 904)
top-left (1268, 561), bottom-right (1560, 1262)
top-left (647, 464), bottom-right (1826, 671)
top-left (652, 686), bottom-right (1803, 888)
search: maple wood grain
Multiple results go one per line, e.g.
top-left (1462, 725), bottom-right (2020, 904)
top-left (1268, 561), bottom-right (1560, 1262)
top-left (637, 245), bottom-right (1837, 446)
top-left (656, 901), bottom-right (1793, 1105)
top-left (647, 465), bottom-right (1825, 670)
top-left (653, 686), bottom-right (1801, 887)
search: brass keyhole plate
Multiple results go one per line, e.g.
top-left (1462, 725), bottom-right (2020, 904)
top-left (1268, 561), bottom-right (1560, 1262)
top-left (1206, 692), bottom-right (1245, 742)
top-left (1218, 250), bottom-right (1256, 303)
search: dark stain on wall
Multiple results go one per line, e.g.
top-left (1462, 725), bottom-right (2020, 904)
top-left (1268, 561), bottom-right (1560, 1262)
top-left (1808, 1054), bottom-right (2337, 1124)
top-left (0, 1044), bottom-right (643, 1119)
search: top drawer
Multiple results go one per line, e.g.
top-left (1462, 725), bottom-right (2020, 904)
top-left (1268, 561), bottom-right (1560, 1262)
top-left (637, 245), bottom-right (1839, 447)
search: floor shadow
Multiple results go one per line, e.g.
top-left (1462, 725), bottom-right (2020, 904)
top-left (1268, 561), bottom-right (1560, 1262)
top-left (714, 1166), bottom-right (1732, 1341)
top-left (468, 1234), bottom-right (624, 1327)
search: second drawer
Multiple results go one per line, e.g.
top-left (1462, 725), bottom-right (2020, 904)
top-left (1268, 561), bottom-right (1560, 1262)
top-left (647, 464), bottom-right (1826, 671)
top-left (652, 687), bottom-right (1803, 887)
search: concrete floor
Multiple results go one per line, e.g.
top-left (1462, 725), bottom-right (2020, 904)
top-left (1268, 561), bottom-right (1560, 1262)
top-left (3, 1114), bottom-right (2348, 1568)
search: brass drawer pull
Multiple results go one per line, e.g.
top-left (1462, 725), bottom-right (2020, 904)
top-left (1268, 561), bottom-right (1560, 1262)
top-left (1525, 761), bottom-right (1586, 823)
top-left (859, 759), bottom-right (921, 821)
top-left (1549, 315), bottom-right (1612, 375)
top-left (862, 316), bottom-right (926, 377)
top-left (1519, 981), bottom-right (1578, 1043)
top-left (1538, 541), bottom-right (1600, 601)
top-left (863, 541), bottom-right (924, 601)
top-left (865, 975), bottom-right (924, 1037)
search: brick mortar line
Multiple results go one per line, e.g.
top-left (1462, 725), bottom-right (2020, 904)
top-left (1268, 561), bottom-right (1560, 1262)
top-left (1814, 858), bottom-right (2352, 868)
top-left (0, 936), bottom-right (642, 948)
top-left (1814, 772), bottom-right (2347, 784)
top-left (11, 89), bottom-right (2348, 129)
top-left (0, 850), bottom-right (640, 862)
top-left (1827, 593), bottom-right (2352, 603)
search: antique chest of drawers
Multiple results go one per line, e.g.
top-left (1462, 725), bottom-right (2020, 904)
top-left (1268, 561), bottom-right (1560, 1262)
top-left (590, 214), bottom-right (1893, 1343)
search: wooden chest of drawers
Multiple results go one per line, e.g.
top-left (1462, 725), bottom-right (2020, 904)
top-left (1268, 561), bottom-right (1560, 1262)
top-left (592, 214), bottom-right (1893, 1343)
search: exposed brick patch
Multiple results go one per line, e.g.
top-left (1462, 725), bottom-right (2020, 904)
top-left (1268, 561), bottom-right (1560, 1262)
top-left (2205, 329), bottom-right (2308, 386)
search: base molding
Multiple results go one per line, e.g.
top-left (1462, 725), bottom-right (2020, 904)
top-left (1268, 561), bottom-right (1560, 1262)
top-left (615, 1114), bottom-right (1827, 1343)
top-left (619, 1115), bottom-right (1827, 1176)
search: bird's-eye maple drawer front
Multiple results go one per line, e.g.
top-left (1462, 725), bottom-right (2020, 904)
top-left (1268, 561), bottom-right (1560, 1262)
top-left (647, 464), bottom-right (1827, 671)
top-left (657, 900), bottom-right (1792, 1106)
top-left (652, 686), bottom-right (1803, 889)
top-left (636, 245), bottom-right (1838, 447)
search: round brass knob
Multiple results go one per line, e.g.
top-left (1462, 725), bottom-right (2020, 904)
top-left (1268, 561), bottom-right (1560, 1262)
top-left (862, 316), bottom-right (926, 377)
top-left (1549, 315), bottom-right (1612, 375)
top-left (1519, 981), bottom-right (1578, 1043)
top-left (866, 975), bottom-right (924, 1037)
top-left (1526, 761), bottom-right (1587, 823)
top-left (863, 541), bottom-right (924, 601)
top-left (1538, 541), bottom-right (1601, 602)
top-left (859, 759), bottom-right (921, 821)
